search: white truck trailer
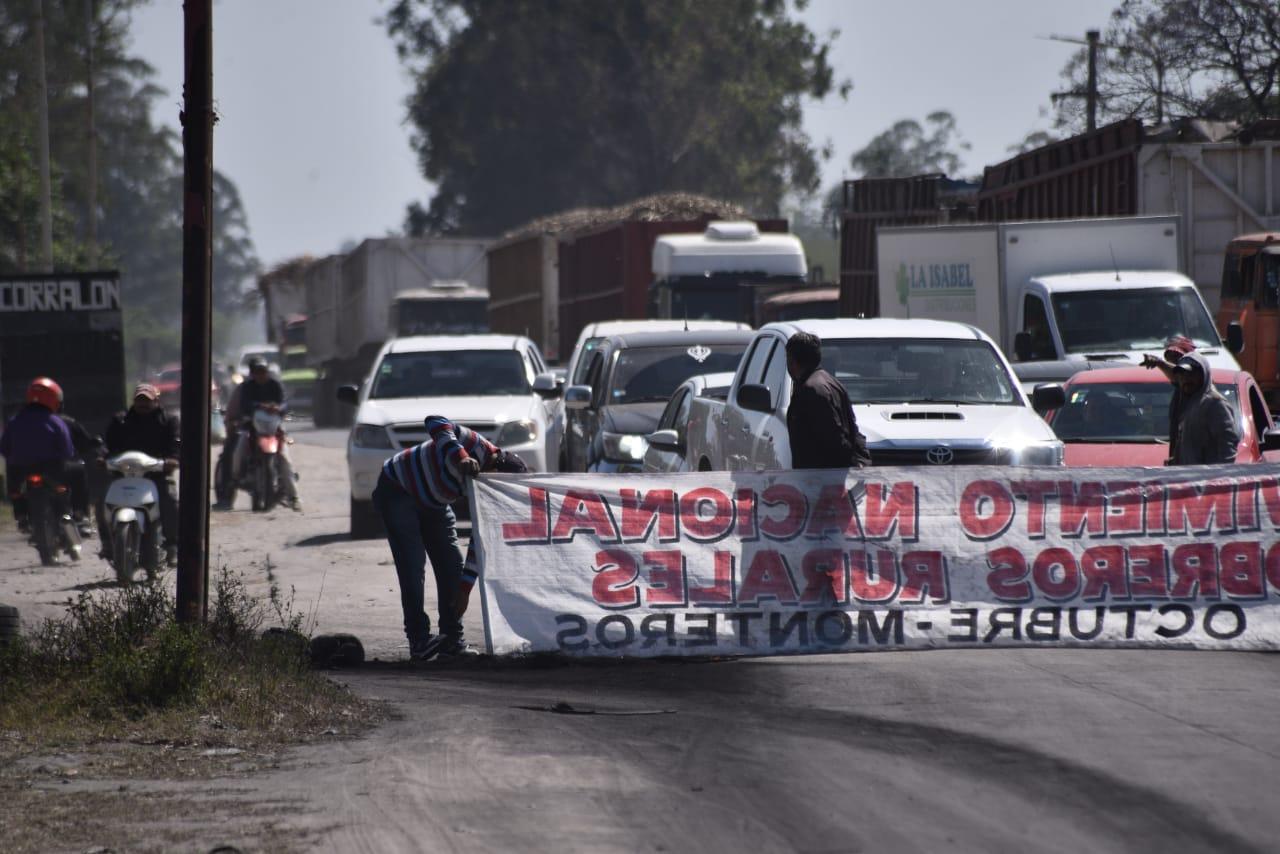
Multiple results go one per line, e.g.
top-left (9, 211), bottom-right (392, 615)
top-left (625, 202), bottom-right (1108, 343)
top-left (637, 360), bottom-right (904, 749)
top-left (875, 216), bottom-right (1241, 374)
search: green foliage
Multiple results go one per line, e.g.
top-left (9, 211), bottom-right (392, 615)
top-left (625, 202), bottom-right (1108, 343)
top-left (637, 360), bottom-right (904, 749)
top-left (1054, 0), bottom-right (1280, 130)
top-left (386, 0), bottom-right (847, 235)
top-left (0, 568), bottom-right (324, 730)
top-left (848, 111), bottom-right (969, 179)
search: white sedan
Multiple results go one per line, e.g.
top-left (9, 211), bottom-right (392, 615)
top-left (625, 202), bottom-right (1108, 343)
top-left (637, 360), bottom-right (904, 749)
top-left (342, 334), bottom-right (558, 537)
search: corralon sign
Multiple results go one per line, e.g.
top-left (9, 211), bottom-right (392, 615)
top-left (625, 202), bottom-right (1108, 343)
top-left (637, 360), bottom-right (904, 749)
top-left (470, 467), bottom-right (1280, 657)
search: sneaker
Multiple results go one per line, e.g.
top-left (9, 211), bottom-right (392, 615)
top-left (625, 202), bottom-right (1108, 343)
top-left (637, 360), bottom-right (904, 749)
top-left (288, 497), bottom-right (303, 513)
top-left (409, 634), bottom-right (436, 661)
top-left (212, 500), bottom-right (232, 512)
top-left (422, 634), bottom-right (479, 660)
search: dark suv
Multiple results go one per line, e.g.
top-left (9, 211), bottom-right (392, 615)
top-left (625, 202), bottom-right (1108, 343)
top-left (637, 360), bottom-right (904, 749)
top-left (562, 329), bottom-right (753, 472)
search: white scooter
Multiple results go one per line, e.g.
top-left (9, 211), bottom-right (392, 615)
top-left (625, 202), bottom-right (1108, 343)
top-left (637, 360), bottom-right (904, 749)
top-left (103, 451), bottom-right (166, 584)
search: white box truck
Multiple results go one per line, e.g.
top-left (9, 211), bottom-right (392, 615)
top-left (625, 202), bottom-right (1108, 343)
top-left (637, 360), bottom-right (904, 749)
top-left (876, 216), bottom-right (1242, 373)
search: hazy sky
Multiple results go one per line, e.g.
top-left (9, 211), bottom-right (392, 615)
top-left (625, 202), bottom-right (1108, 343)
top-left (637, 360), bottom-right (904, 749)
top-left (129, 0), bottom-right (1120, 268)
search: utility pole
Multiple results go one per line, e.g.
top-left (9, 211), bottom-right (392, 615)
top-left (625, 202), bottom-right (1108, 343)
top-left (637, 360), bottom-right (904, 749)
top-left (34, 0), bottom-right (53, 271)
top-left (1048, 29), bottom-right (1106, 133)
top-left (1085, 29), bottom-right (1099, 132)
top-left (85, 0), bottom-right (98, 263)
top-left (177, 0), bottom-right (213, 624)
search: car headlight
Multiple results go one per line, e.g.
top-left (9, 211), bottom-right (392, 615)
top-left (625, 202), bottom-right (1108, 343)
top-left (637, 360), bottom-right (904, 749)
top-left (602, 431), bottom-right (648, 461)
top-left (496, 419), bottom-right (538, 447)
top-left (351, 423), bottom-right (393, 449)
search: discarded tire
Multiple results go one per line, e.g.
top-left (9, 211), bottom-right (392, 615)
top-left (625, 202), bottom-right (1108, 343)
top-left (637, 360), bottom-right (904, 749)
top-left (0, 604), bottom-right (20, 643)
top-left (310, 632), bottom-right (365, 668)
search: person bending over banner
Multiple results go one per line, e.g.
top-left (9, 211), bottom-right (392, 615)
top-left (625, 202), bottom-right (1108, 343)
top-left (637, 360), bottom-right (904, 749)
top-left (372, 415), bottom-right (524, 661)
top-left (785, 332), bottom-right (871, 469)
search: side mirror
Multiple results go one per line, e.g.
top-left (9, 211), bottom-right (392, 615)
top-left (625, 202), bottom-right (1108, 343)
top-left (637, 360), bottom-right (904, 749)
top-left (532, 372), bottom-right (562, 398)
top-left (564, 385), bottom-right (593, 411)
top-left (646, 428), bottom-right (683, 452)
top-left (738, 383), bottom-right (773, 413)
top-left (1014, 331), bottom-right (1034, 362)
top-left (1262, 427), bottom-right (1280, 452)
top-left (336, 384), bottom-right (359, 406)
top-left (1226, 321), bottom-right (1245, 355)
top-left (1031, 383), bottom-right (1066, 413)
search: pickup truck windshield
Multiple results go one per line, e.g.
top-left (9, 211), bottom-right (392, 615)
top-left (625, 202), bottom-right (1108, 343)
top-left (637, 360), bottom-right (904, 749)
top-left (370, 350), bottom-right (531, 399)
top-left (611, 344), bottom-right (748, 404)
top-left (1051, 288), bottom-right (1219, 354)
top-left (824, 338), bottom-right (1019, 405)
top-left (1050, 381), bottom-right (1236, 442)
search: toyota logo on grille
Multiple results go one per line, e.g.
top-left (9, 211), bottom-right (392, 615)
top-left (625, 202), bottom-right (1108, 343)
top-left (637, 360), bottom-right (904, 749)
top-left (926, 446), bottom-right (954, 465)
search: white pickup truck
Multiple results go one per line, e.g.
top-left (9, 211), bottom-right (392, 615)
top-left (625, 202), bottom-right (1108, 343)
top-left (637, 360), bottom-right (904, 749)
top-left (681, 318), bottom-right (1065, 471)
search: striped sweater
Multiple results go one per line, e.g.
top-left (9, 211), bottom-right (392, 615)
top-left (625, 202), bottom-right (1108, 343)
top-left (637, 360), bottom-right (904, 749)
top-left (382, 416), bottom-right (497, 510)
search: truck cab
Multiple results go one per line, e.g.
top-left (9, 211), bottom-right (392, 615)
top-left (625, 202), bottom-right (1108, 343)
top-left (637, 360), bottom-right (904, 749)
top-left (389, 281), bottom-right (489, 337)
top-left (650, 221), bottom-right (806, 325)
top-left (1216, 233), bottom-right (1280, 402)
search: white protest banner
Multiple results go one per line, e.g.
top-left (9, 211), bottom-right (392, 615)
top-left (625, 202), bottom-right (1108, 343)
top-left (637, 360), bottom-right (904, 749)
top-left (469, 466), bottom-right (1280, 657)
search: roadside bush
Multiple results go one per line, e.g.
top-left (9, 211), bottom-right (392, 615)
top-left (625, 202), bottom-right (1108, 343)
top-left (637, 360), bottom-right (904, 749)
top-left (0, 567), bottom-right (374, 744)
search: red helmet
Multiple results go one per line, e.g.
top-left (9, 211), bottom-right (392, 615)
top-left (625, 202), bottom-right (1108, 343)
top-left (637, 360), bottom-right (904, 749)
top-left (26, 377), bottom-right (63, 411)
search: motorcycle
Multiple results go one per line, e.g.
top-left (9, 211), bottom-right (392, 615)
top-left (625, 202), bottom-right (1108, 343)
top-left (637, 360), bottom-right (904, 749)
top-left (103, 451), bottom-right (166, 584)
top-left (242, 404), bottom-right (288, 512)
top-left (19, 472), bottom-right (82, 566)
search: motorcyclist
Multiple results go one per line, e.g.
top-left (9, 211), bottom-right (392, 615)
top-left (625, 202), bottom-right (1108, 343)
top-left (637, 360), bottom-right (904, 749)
top-left (0, 378), bottom-right (85, 531)
top-left (215, 356), bottom-right (300, 511)
top-left (103, 383), bottom-right (180, 566)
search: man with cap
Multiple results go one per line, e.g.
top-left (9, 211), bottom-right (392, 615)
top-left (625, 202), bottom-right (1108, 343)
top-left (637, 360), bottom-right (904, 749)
top-left (1170, 351), bottom-right (1239, 465)
top-left (104, 383), bottom-right (180, 565)
top-left (215, 356), bottom-right (300, 511)
top-left (1141, 336), bottom-right (1197, 463)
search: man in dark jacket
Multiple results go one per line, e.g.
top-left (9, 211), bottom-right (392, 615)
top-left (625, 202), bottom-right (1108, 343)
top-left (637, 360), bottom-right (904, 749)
top-left (1171, 352), bottom-right (1239, 465)
top-left (785, 332), bottom-right (871, 469)
top-left (104, 383), bottom-right (180, 564)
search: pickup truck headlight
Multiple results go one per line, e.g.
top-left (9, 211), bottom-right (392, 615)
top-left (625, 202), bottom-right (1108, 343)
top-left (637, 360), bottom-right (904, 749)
top-left (496, 419), bottom-right (538, 447)
top-left (602, 431), bottom-right (648, 461)
top-left (1004, 441), bottom-right (1064, 466)
top-left (352, 423), bottom-right (394, 449)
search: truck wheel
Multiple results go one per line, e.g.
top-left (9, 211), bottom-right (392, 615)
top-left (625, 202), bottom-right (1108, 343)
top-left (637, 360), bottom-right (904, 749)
top-left (698, 458), bottom-right (712, 472)
top-left (0, 604), bottom-right (19, 643)
top-left (349, 497), bottom-right (383, 540)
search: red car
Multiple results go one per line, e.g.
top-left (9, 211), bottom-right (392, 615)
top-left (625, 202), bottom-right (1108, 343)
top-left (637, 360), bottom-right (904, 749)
top-left (154, 364), bottom-right (183, 411)
top-left (1047, 366), bottom-right (1280, 466)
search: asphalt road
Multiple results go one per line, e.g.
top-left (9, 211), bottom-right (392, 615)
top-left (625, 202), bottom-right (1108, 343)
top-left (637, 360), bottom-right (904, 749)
top-left (2, 426), bottom-right (1278, 852)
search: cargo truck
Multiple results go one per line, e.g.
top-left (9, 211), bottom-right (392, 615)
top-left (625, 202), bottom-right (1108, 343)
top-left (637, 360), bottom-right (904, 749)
top-left (304, 237), bottom-right (491, 427)
top-left (1217, 231), bottom-right (1280, 402)
top-left (840, 119), bottom-right (1280, 318)
top-left (875, 215), bottom-right (1243, 375)
top-left (488, 196), bottom-right (790, 360)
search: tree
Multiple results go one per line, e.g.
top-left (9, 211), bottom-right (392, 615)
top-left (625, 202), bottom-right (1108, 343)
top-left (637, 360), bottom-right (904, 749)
top-left (847, 111), bottom-right (970, 179)
top-left (1054, 0), bottom-right (1280, 131)
top-left (0, 1), bottom-right (260, 373)
top-left (385, 0), bottom-right (847, 236)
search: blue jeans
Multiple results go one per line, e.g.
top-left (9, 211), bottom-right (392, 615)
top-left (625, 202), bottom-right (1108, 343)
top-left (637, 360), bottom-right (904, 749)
top-left (372, 472), bottom-right (464, 647)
